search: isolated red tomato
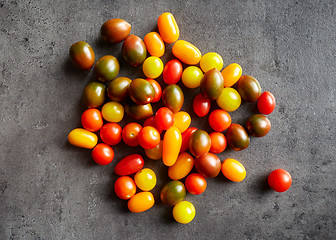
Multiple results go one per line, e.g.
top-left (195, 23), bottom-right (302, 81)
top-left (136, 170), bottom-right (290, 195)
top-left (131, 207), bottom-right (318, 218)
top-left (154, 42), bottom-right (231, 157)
top-left (193, 93), bottom-right (211, 117)
top-left (163, 59), bottom-right (183, 84)
top-left (147, 78), bottom-right (162, 102)
top-left (122, 122), bottom-right (142, 147)
top-left (91, 143), bottom-right (114, 165)
top-left (114, 154), bottom-right (144, 176)
top-left (100, 123), bottom-right (122, 145)
top-left (208, 109), bottom-right (231, 132)
top-left (209, 132), bottom-right (227, 153)
top-left (137, 126), bottom-right (160, 149)
top-left (268, 169), bottom-right (292, 192)
top-left (114, 176), bottom-right (136, 200)
top-left (185, 173), bottom-right (207, 195)
top-left (257, 91), bottom-right (276, 115)
top-left (144, 116), bottom-right (163, 134)
top-left (155, 107), bottom-right (175, 130)
top-left (180, 127), bottom-right (197, 153)
top-left (81, 108), bottom-right (103, 132)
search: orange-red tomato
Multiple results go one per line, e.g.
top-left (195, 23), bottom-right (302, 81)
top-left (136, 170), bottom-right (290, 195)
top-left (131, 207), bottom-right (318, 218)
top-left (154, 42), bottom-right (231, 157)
top-left (172, 40), bottom-right (202, 65)
top-left (81, 108), bottom-right (103, 132)
top-left (209, 132), bottom-right (227, 154)
top-left (128, 192), bottom-right (155, 213)
top-left (157, 12), bottom-right (179, 43)
top-left (208, 109), bottom-right (231, 132)
top-left (91, 143), bottom-right (114, 165)
top-left (100, 123), bottom-right (122, 145)
top-left (180, 127), bottom-right (197, 153)
top-left (114, 176), bottom-right (136, 200)
top-left (137, 126), bottom-right (160, 149)
top-left (185, 173), bottom-right (207, 195)
top-left (144, 32), bottom-right (165, 57)
top-left (147, 79), bottom-right (162, 102)
top-left (143, 116), bottom-right (163, 134)
top-left (122, 122), bottom-right (142, 147)
top-left (268, 169), bottom-right (292, 192)
top-left (155, 107), bottom-right (175, 130)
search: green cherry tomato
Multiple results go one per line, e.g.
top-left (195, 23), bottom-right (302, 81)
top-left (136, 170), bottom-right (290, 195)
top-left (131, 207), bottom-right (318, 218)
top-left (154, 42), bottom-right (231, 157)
top-left (122, 34), bottom-right (147, 67)
top-left (173, 201), bottom-right (196, 224)
top-left (246, 114), bottom-right (271, 137)
top-left (94, 55), bottom-right (120, 82)
top-left (160, 181), bottom-right (186, 206)
top-left (162, 84), bottom-right (184, 113)
top-left (142, 57), bottom-right (164, 79)
top-left (236, 75), bottom-right (262, 102)
top-left (182, 66), bottom-right (204, 88)
top-left (125, 102), bottom-right (153, 120)
top-left (216, 87), bottom-right (241, 112)
top-left (82, 81), bottom-right (106, 108)
top-left (100, 18), bottom-right (131, 43)
top-left (226, 123), bottom-right (250, 151)
top-left (200, 68), bottom-right (224, 100)
top-left (200, 52), bottom-right (224, 72)
top-left (107, 77), bottom-right (132, 102)
top-left (189, 130), bottom-right (211, 158)
top-left (69, 41), bottom-right (95, 70)
top-left (101, 101), bottom-right (124, 123)
top-left (134, 168), bottom-right (157, 191)
top-left (128, 78), bottom-right (155, 105)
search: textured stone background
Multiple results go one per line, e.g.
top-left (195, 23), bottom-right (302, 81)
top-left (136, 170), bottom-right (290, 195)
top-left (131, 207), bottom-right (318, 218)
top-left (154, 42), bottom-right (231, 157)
top-left (1, 0), bottom-right (335, 239)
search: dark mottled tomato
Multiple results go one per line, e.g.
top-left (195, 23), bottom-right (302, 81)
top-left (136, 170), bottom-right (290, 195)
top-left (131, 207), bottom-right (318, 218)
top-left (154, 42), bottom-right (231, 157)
top-left (160, 181), bottom-right (186, 206)
top-left (128, 78), bottom-right (155, 105)
top-left (162, 84), bottom-right (184, 113)
top-left (193, 93), bottom-right (211, 117)
top-left (114, 154), bottom-right (144, 176)
top-left (122, 34), bottom-right (147, 66)
top-left (189, 130), bottom-right (211, 158)
top-left (180, 127), bottom-right (197, 153)
top-left (246, 114), bottom-right (271, 137)
top-left (94, 55), bottom-right (120, 82)
top-left (69, 41), bottom-right (95, 70)
top-left (147, 79), bottom-right (162, 102)
top-left (125, 102), bottom-right (153, 120)
top-left (82, 81), bottom-right (106, 108)
top-left (195, 153), bottom-right (221, 178)
top-left (236, 75), bottom-right (261, 102)
top-left (100, 18), bottom-right (131, 43)
top-left (107, 77), bottom-right (132, 102)
top-left (200, 68), bottom-right (224, 100)
top-left (226, 123), bottom-right (250, 151)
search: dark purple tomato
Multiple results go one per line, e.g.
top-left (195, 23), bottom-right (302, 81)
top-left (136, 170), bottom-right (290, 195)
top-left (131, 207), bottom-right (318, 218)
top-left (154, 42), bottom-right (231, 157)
top-left (245, 114), bottom-right (271, 137)
top-left (200, 68), bottom-right (224, 100)
top-left (100, 18), bottom-right (131, 43)
top-left (163, 59), bottom-right (183, 84)
top-left (128, 78), bottom-right (155, 105)
top-left (125, 102), bottom-right (153, 120)
top-left (82, 81), bottom-right (106, 108)
top-left (122, 34), bottom-right (147, 67)
top-left (162, 84), bottom-right (184, 113)
top-left (69, 41), bottom-right (95, 70)
top-left (226, 123), bottom-right (250, 151)
top-left (160, 181), bottom-right (186, 206)
top-left (180, 127), bottom-right (198, 153)
top-left (195, 153), bottom-right (221, 178)
top-left (107, 77), bottom-right (132, 102)
top-left (236, 75), bottom-right (261, 102)
top-left (94, 55), bottom-right (120, 82)
top-left (193, 93), bottom-right (211, 117)
top-left (189, 130), bottom-right (211, 158)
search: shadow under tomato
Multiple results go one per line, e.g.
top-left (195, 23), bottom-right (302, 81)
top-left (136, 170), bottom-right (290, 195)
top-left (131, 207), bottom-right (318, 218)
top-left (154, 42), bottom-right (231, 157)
top-left (255, 174), bottom-right (272, 194)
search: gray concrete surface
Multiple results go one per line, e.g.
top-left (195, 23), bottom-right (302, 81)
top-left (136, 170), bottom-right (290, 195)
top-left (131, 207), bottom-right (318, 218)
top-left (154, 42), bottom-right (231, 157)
top-left (1, 0), bottom-right (335, 239)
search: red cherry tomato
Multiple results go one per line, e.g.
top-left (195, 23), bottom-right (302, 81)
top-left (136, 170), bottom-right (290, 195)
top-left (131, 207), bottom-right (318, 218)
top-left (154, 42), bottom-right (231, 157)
top-left (114, 154), bottom-right (144, 176)
top-left (144, 116), bottom-right (163, 134)
top-left (209, 132), bottom-right (227, 153)
top-left (147, 78), bottom-right (162, 102)
top-left (193, 93), bottom-right (211, 117)
top-left (137, 126), bottom-right (160, 149)
top-left (100, 123), bottom-right (122, 145)
top-left (122, 122), bottom-right (142, 147)
top-left (91, 143), bottom-right (114, 165)
top-left (155, 107), bottom-right (175, 130)
top-left (81, 108), bottom-right (103, 132)
top-left (208, 109), bottom-right (231, 132)
top-left (268, 169), bottom-right (292, 192)
top-left (163, 59), bottom-right (183, 84)
top-left (185, 173), bottom-right (207, 195)
top-left (180, 127), bottom-right (197, 153)
top-left (114, 176), bottom-right (136, 200)
top-left (257, 91), bottom-right (276, 115)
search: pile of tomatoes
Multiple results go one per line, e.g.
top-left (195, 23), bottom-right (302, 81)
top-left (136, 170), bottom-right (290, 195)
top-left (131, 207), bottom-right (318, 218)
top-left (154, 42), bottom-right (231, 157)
top-left (67, 12), bottom-right (292, 224)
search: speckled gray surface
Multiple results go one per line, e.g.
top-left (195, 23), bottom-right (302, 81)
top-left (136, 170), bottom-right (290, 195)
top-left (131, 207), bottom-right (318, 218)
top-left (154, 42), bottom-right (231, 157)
top-left (1, 0), bottom-right (336, 239)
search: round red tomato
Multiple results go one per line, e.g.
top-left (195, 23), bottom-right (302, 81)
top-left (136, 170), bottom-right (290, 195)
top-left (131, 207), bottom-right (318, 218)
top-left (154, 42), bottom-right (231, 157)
top-left (144, 116), bottom-right (163, 134)
top-left (81, 108), bottom-right (103, 132)
top-left (163, 59), bottom-right (183, 84)
top-left (208, 109), bottom-right (231, 132)
top-left (195, 153), bottom-right (221, 178)
top-left (257, 91), bottom-right (276, 115)
top-left (209, 132), bottom-right (227, 153)
top-left (193, 93), bottom-right (211, 117)
top-left (122, 122), bottom-right (142, 147)
top-left (155, 107), bottom-right (174, 130)
top-left (180, 127), bottom-right (197, 153)
top-left (100, 123), bottom-right (122, 145)
top-left (147, 78), bottom-right (162, 102)
top-left (185, 173), bottom-right (207, 195)
top-left (91, 143), bottom-right (114, 165)
top-left (137, 126), bottom-right (160, 149)
top-left (114, 176), bottom-right (136, 200)
top-left (268, 169), bottom-right (292, 192)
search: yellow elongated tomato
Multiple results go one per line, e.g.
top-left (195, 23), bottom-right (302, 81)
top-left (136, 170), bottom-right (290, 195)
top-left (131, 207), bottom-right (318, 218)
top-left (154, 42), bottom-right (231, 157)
top-left (216, 88), bottom-right (241, 112)
top-left (221, 158), bottom-right (246, 182)
top-left (128, 192), bottom-right (155, 213)
top-left (200, 52), bottom-right (224, 72)
top-left (172, 40), bottom-right (202, 65)
top-left (168, 152), bottom-right (194, 180)
top-left (142, 56), bottom-right (164, 79)
top-left (163, 127), bottom-right (182, 166)
top-left (173, 111), bottom-right (191, 133)
top-left (68, 128), bottom-right (98, 149)
top-left (221, 63), bottom-right (242, 87)
top-left (182, 66), bottom-right (203, 88)
top-left (173, 201), bottom-right (196, 224)
top-left (157, 12), bottom-right (179, 43)
top-left (134, 168), bottom-right (157, 191)
top-left (101, 101), bottom-right (124, 122)
top-left (144, 32), bottom-right (165, 57)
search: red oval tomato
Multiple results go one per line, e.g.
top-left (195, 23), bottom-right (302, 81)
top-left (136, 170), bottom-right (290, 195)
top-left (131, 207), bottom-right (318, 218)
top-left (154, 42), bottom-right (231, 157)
top-left (114, 154), bottom-right (144, 176)
top-left (144, 116), bottom-right (163, 134)
top-left (209, 132), bottom-right (227, 153)
top-left (147, 78), bottom-right (162, 102)
top-left (122, 122), bottom-right (142, 147)
top-left (91, 143), bottom-right (114, 165)
top-left (163, 59), bottom-right (183, 84)
top-left (185, 173), bottom-right (207, 195)
top-left (195, 153), bottom-right (221, 178)
top-left (155, 107), bottom-right (175, 130)
top-left (81, 108), bottom-right (103, 132)
top-left (180, 127), bottom-right (197, 153)
top-left (137, 126), bottom-right (160, 149)
top-left (257, 91), bottom-right (276, 115)
top-left (100, 123), bottom-right (122, 145)
top-left (114, 176), bottom-right (136, 200)
top-left (208, 109), bottom-right (231, 132)
top-left (193, 93), bottom-right (211, 117)
top-left (268, 169), bottom-right (292, 192)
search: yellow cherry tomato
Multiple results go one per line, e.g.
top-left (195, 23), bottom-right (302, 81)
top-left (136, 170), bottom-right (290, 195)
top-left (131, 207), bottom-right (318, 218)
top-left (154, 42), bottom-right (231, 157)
top-left (168, 152), bottom-right (194, 180)
top-left (144, 32), bottom-right (165, 57)
top-left (181, 66), bottom-right (203, 88)
top-left (173, 201), bottom-right (196, 224)
top-left (172, 40), bottom-right (202, 65)
top-left (216, 88), bottom-right (241, 112)
top-left (101, 101), bottom-right (124, 122)
top-left (68, 128), bottom-right (98, 149)
top-left (173, 111), bottom-right (191, 133)
top-left (200, 52), bottom-right (223, 73)
top-left (162, 127), bottom-right (182, 166)
top-left (142, 56), bottom-right (164, 79)
top-left (145, 140), bottom-right (163, 160)
top-left (134, 168), bottom-right (157, 191)
top-left (157, 12), bottom-right (179, 43)
top-left (128, 192), bottom-right (155, 213)
top-left (221, 63), bottom-right (242, 87)
top-left (221, 158), bottom-right (246, 182)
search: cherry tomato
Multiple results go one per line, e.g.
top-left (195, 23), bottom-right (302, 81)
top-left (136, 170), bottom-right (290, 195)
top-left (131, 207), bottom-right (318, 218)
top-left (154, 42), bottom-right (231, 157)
top-left (195, 153), bottom-right (221, 178)
top-left (101, 101), bottom-right (124, 123)
top-left (168, 152), bottom-right (194, 180)
top-left (82, 81), bottom-right (105, 108)
top-left (157, 12), bottom-right (179, 43)
top-left (107, 77), bottom-right (132, 102)
top-left (94, 55), bottom-right (120, 82)
top-left (162, 84), bottom-right (184, 113)
top-left (193, 93), bottom-right (211, 117)
top-left (221, 63), bottom-right (242, 87)
top-left (268, 169), bottom-right (292, 192)
top-left (122, 34), bottom-right (147, 67)
top-left (182, 66), bottom-right (203, 88)
top-left (208, 109), bottom-right (231, 132)
top-left (68, 128), bottom-right (98, 149)
top-left (163, 59), bottom-right (183, 84)
top-left (125, 102), bottom-right (153, 120)
top-left (143, 116), bottom-right (163, 134)
top-left (173, 201), bottom-right (195, 224)
top-left (162, 127), bottom-right (182, 166)
top-left (147, 79), bottom-right (162, 102)
top-left (216, 87), bottom-right (242, 112)
top-left (209, 132), bottom-right (227, 154)
top-left (185, 173), bottom-right (207, 195)
top-left (114, 176), bottom-right (136, 200)
top-left (245, 114), bottom-right (271, 137)
top-left (134, 168), bottom-right (157, 191)
top-left (128, 78), bottom-right (155, 105)
top-left (142, 56), bottom-right (164, 79)
top-left (221, 158), bottom-right (246, 182)
top-left (180, 127), bottom-right (197, 153)
top-left (122, 122), bottom-right (142, 147)
top-left (91, 143), bottom-right (114, 165)
top-left (155, 107), bottom-right (175, 130)
top-left (226, 123), bottom-right (250, 151)
top-left (236, 75), bottom-right (262, 102)
top-left (189, 130), bottom-right (211, 158)
top-left (200, 68), bottom-right (224, 100)
top-left (128, 192), bottom-right (155, 213)
top-left (114, 154), bottom-right (144, 176)
top-left (145, 140), bottom-right (163, 160)
top-left (257, 91), bottom-right (276, 115)
top-left (172, 40), bottom-right (202, 65)
top-left (160, 181), bottom-right (186, 205)
top-left (173, 111), bottom-right (191, 133)
top-left (100, 18), bottom-right (131, 43)
top-left (144, 32), bottom-right (165, 57)
top-left (69, 41), bottom-right (95, 70)
top-left (100, 123), bottom-right (122, 145)
top-left (81, 108), bottom-right (103, 132)
top-left (200, 52), bottom-right (223, 72)
top-left (137, 126), bottom-right (160, 149)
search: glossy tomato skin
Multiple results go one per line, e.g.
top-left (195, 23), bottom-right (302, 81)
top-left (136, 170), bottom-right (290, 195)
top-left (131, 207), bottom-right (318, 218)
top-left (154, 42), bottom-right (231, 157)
top-left (246, 114), bottom-right (271, 137)
top-left (128, 192), bottom-right (155, 213)
top-left (147, 79), bottom-right (162, 103)
top-left (81, 108), bottom-right (103, 132)
top-left (144, 32), bottom-right (165, 57)
top-left (128, 78), bottom-right (155, 105)
top-left (216, 87), bottom-right (241, 112)
top-left (195, 153), bottom-right (221, 178)
top-left (173, 111), bottom-right (191, 133)
top-left (163, 59), bottom-right (183, 84)
top-left (122, 34), bottom-right (147, 67)
top-left (69, 41), bottom-right (95, 70)
top-left (172, 40), bottom-right (202, 65)
top-left (200, 68), bottom-right (224, 100)
top-left (185, 173), bottom-right (207, 195)
top-left (125, 102), bottom-right (153, 120)
top-left (145, 140), bottom-right (163, 160)
top-left (193, 93), bottom-right (211, 117)
top-left (100, 18), bottom-right (131, 43)
top-left (209, 132), bottom-right (227, 154)
top-left (114, 176), bottom-right (136, 200)
top-left (142, 56), bottom-right (164, 79)
top-left (100, 123), bottom-right (122, 145)
top-left (268, 169), bottom-right (292, 192)
top-left (200, 52), bottom-right (223, 72)
top-left (82, 81), bottom-right (106, 108)
top-left (236, 75), bottom-right (262, 102)
top-left (155, 107), bottom-right (175, 130)
top-left (160, 181), bottom-right (186, 205)
top-left (137, 126), bottom-right (160, 149)
top-left (162, 127), bottom-right (182, 166)
top-left (189, 130), bottom-right (211, 158)
top-left (91, 143), bottom-right (114, 165)
top-left (221, 63), bottom-right (242, 87)
top-left (221, 158), bottom-right (246, 182)
top-left (208, 109), bottom-right (231, 132)
top-left (94, 55), bottom-right (120, 82)
top-left (226, 123), bottom-right (250, 151)
top-left (180, 127), bottom-right (197, 153)
top-left (257, 91), bottom-right (276, 115)
top-left (173, 201), bottom-right (196, 224)
top-left (134, 168), bottom-right (157, 191)
top-left (68, 128), bottom-right (98, 149)
top-left (107, 77), bottom-right (132, 102)
top-left (162, 84), bottom-right (184, 113)
top-left (168, 152), bottom-right (194, 180)
top-left (122, 122), bottom-right (142, 147)
top-left (114, 154), bottom-right (144, 176)
top-left (143, 116), bottom-right (163, 134)
top-left (101, 101), bottom-right (124, 123)
top-left (182, 66), bottom-right (203, 88)
top-left (157, 12), bottom-right (179, 43)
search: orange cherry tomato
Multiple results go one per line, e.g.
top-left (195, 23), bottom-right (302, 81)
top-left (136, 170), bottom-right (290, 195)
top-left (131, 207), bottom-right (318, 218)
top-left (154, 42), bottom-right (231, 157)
top-left (114, 176), bottom-right (136, 200)
top-left (208, 109), bottom-right (231, 132)
top-left (91, 143), bottom-right (114, 165)
top-left (168, 152), bottom-right (194, 180)
top-left (162, 127), bottom-right (182, 166)
top-left (128, 192), bottom-right (155, 213)
top-left (221, 63), bottom-right (242, 87)
top-left (172, 40), bottom-right (202, 65)
top-left (137, 126), bottom-right (160, 149)
top-left (185, 173), bottom-right (207, 195)
top-left (209, 132), bottom-right (227, 154)
top-left (144, 32), bottom-right (165, 57)
top-left (173, 111), bottom-right (191, 133)
top-left (100, 123), bottom-right (122, 145)
top-left (157, 12), bottom-right (179, 43)
top-left (122, 122), bottom-right (142, 147)
top-left (81, 108), bottom-right (103, 132)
